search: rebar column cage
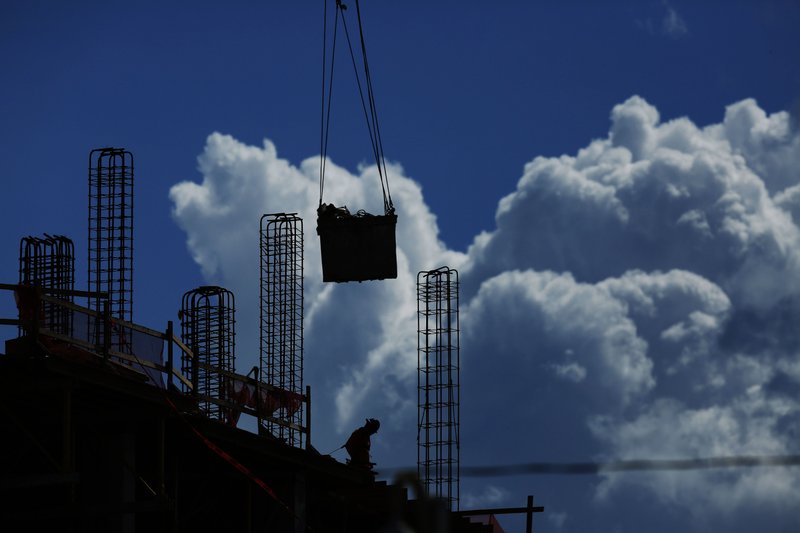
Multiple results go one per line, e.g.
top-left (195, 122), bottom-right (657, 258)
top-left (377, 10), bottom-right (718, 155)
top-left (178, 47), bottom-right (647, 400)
top-left (88, 147), bottom-right (134, 351)
top-left (18, 234), bottom-right (75, 336)
top-left (417, 266), bottom-right (460, 511)
top-left (180, 286), bottom-right (236, 420)
top-left (260, 213), bottom-right (304, 447)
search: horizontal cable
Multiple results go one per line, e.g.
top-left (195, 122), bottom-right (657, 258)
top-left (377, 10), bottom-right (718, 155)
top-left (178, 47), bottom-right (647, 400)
top-left (380, 454), bottom-right (800, 477)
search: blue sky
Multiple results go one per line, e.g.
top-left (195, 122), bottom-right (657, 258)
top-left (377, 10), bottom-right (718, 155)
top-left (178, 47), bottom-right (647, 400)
top-left (2, 1), bottom-right (800, 532)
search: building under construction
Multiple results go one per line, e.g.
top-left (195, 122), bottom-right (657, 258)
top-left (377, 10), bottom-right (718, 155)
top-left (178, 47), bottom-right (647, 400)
top-left (0, 147), bottom-right (547, 532)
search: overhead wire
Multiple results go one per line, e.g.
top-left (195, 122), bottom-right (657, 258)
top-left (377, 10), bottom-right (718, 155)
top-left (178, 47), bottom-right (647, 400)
top-left (379, 454), bottom-right (800, 478)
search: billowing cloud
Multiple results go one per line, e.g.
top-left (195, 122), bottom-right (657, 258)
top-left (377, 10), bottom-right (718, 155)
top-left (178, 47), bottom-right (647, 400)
top-left (458, 95), bottom-right (800, 530)
top-left (462, 96), bottom-right (800, 312)
top-left (169, 133), bottom-right (463, 459)
top-left (590, 392), bottom-right (800, 530)
top-left (721, 98), bottom-right (800, 194)
top-left (170, 96), bottom-right (800, 531)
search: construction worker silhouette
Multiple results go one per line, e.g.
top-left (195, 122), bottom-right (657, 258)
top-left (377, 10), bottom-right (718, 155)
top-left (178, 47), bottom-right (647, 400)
top-left (345, 418), bottom-right (380, 469)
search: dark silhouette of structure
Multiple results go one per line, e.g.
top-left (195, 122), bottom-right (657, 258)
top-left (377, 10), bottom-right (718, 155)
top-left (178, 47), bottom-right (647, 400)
top-left (0, 136), bottom-right (534, 530)
top-left (260, 213), bottom-right (305, 447)
top-left (0, 302), bottom-right (493, 531)
top-left (180, 286), bottom-right (236, 421)
top-left (317, 204), bottom-right (398, 283)
top-left (418, 267), bottom-right (461, 511)
top-left (88, 147), bottom-right (134, 355)
top-left (18, 234), bottom-right (75, 336)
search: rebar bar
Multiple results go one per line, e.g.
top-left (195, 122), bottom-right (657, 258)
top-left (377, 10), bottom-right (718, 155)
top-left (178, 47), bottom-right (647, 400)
top-left (180, 286), bottom-right (236, 420)
top-left (260, 213), bottom-right (304, 447)
top-left (88, 147), bottom-right (134, 352)
top-left (417, 266), bottom-right (460, 511)
top-left (18, 234), bottom-right (75, 336)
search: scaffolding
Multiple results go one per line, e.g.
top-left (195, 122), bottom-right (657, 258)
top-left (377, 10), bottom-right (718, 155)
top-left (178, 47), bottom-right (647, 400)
top-left (180, 286), bottom-right (236, 421)
top-left (417, 266), bottom-right (460, 511)
top-left (18, 234), bottom-right (75, 336)
top-left (88, 147), bottom-right (134, 351)
top-left (260, 213), bottom-right (304, 447)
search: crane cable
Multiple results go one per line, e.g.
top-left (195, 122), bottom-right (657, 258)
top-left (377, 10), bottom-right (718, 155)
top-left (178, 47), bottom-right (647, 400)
top-left (319, 0), bottom-right (338, 209)
top-left (319, 0), bottom-right (394, 215)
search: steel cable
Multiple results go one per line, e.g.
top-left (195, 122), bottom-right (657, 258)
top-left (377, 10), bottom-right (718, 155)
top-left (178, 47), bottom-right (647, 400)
top-left (380, 455), bottom-right (800, 477)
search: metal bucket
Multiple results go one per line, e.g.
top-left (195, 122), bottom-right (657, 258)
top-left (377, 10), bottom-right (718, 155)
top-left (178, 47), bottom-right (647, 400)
top-left (317, 207), bottom-right (397, 282)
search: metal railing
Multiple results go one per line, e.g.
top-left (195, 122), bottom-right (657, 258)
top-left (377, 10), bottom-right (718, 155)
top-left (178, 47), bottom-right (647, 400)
top-left (0, 283), bottom-right (310, 448)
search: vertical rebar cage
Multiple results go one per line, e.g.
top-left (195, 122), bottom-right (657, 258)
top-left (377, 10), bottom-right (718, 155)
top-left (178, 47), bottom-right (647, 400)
top-left (18, 234), bottom-right (75, 336)
top-left (180, 286), bottom-right (236, 420)
top-left (260, 213), bottom-right (304, 447)
top-left (88, 147), bottom-right (134, 352)
top-left (417, 266), bottom-right (460, 511)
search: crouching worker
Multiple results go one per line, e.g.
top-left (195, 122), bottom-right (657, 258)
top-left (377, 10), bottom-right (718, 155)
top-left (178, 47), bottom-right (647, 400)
top-left (345, 418), bottom-right (380, 469)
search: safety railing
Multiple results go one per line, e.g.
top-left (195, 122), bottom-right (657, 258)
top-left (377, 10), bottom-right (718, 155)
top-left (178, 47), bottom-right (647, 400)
top-left (2, 282), bottom-right (191, 390)
top-left (0, 283), bottom-right (310, 448)
top-left (191, 361), bottom-right (311, 447)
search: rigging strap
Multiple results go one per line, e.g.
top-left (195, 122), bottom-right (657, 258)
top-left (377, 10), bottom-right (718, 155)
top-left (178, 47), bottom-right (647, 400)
top-left (319, 0), bottom-right (394, 215)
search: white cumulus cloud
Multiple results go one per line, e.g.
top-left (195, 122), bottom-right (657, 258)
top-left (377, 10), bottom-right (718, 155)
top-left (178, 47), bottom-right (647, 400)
top-left (170, 96), bottom-right (800, 531)
top-left (169, 133), bottom-right (462, 460)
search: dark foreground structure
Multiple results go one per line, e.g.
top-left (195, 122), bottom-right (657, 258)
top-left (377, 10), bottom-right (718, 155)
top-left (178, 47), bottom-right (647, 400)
top-left (0, 322), bottom-right (497, 532)
top-left (0, 146), bottom-right (533, 531)
top-left (0, 285), bottom-right (499, 532)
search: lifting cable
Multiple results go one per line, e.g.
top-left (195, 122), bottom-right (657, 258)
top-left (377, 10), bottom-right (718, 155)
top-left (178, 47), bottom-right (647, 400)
top-left (319, 0), bottom-right (394, 215)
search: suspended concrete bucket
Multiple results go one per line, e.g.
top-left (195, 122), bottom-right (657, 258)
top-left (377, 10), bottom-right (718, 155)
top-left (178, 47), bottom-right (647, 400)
top-left (317, 204), bottom-right (397, 283)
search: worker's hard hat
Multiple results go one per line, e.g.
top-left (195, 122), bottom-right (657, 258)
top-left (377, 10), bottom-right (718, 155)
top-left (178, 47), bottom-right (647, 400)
top-left (365, 418), bottom-right (380, 432)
